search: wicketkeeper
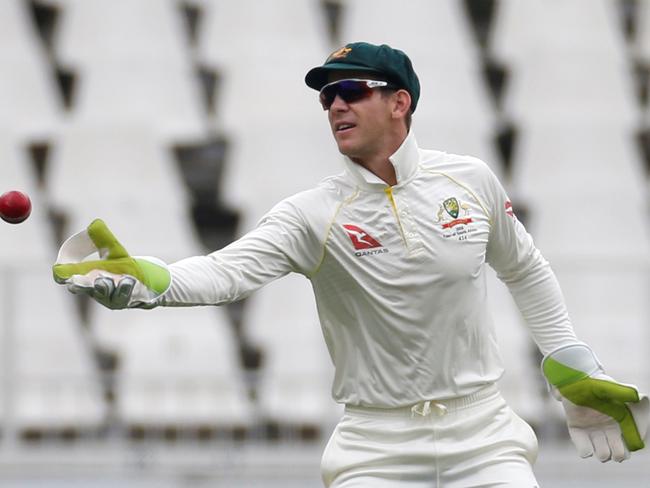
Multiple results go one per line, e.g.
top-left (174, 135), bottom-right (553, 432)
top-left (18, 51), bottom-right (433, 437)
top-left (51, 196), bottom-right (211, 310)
top-left (53, 42), bottom-right (648, 486)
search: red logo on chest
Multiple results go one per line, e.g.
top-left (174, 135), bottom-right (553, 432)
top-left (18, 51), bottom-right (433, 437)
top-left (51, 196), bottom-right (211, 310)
top-left (342, 224), bottom-right (382, 250)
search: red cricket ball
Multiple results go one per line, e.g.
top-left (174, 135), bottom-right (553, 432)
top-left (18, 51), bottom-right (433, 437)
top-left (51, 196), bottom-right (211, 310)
top-left (0, 190), bottom-right (32, 224)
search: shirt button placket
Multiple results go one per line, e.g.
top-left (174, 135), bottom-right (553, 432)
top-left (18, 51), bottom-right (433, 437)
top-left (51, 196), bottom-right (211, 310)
top-left (399, 204), bottom-right (423, 252)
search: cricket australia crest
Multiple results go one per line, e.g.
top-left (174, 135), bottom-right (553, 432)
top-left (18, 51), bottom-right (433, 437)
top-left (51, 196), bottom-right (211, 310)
top-left (443, 197), bottom-right (460, 219)
top-left (435, 196), bottom-right (476, 240)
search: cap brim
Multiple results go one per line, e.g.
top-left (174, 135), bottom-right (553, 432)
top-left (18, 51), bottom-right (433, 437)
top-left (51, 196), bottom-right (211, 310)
top-left (305, 63), bottom-right (384, 91)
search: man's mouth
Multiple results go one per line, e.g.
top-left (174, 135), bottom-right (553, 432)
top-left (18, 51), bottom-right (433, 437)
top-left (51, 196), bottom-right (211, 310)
top-left (335, 122), bottom-right (356, 133)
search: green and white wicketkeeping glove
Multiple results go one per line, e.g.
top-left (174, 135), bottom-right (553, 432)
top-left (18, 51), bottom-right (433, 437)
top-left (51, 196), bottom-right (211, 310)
top-left (542, 344), bottom-right (649, 462)
top-left (52, 219), bottom-right (171, 309)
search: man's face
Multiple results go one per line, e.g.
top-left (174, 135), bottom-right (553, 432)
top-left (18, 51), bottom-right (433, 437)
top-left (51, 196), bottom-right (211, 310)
top-left (324, 71), bottom-right (395, 161)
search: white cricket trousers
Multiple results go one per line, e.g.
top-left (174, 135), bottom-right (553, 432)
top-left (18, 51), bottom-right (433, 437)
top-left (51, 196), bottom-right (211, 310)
top-left (320, 384), bottom-right (539, 487)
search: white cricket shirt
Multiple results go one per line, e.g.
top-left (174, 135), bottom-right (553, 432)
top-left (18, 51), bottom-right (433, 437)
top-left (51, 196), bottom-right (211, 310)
top-left (163, 132), bottom-right (579, 407)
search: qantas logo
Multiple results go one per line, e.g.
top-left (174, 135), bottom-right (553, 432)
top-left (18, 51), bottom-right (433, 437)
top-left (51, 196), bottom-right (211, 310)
top-left (342, 224), bottom-right (389, 257)
top-left (343, 224), bottom-right (381, 249)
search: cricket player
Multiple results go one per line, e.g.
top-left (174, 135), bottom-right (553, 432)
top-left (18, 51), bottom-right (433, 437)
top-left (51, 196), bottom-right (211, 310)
top-left (53, 42), bottom-right (649, 486)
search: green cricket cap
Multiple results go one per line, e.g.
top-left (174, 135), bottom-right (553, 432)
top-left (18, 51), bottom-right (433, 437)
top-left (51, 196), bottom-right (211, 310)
top-left (305, 41), bottom-right (421, 112)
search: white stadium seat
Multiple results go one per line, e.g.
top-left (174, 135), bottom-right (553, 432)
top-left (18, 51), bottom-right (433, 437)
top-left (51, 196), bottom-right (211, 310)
top-left (504, 59), bottom-right (636, 130)
top-left (638, 0), bottom-right (650, 63)
top-left (197, 0), bottom-right (330, 131)
top-left (13, 270), bottom-right (107, 431)
top-left (55, 0), bottom-right (189, 68)
top-left (0, 0), bottom-right (62, 141)
top-left (512, 126), bottom-right (645, 205)
top-left (245, 273), bottom-right (342, 426)
top-left (116, 310), bottom-right (252, 429)
top-left (491, 0), bottom-right (627, 65)
top-left (47, 127), bottom-right (202, 262)
top-left (198, 0), bottom-right (328, 71)
top-left (492, 0), bottom-right (634, 129)
top-left (551, 265), bottom-right (650, 393)
top-left (54, 0), bottom-right (206, 140)
top-left (107, 306), bottom-right (252, 428)
top-left (340, 0), bottom-right (478, 68)
top-left (71, 63), bottom-right (207, 141)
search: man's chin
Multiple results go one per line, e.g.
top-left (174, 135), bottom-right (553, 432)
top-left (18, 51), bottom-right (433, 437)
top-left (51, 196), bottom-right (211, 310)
top-left (335, 141), bottom-right (358, 158)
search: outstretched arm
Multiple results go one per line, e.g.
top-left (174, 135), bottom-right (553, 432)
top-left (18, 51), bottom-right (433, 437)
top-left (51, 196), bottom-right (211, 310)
top-left (53, 199), bottom-right (322, 309)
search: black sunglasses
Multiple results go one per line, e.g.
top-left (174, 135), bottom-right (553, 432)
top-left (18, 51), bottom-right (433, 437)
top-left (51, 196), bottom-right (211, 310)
top-left (319, 78), bottom-right (397, 110)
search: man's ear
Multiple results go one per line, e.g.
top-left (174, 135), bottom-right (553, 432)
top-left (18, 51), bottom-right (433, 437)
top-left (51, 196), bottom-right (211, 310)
top-left (392, 90), bottom-right (412, 120)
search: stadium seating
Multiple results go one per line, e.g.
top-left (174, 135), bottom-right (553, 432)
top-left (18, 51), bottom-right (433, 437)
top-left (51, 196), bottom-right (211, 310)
top-left (0, 137), bottom-right (106, 434)
top-left (53, 0), bottom-right (206, 141)
top-left (112, 306), bottom-right (252, 433)
top-left (2, 0), bottom-right (649, 448)
top-left (55, 0), bottom-right (189, 68)
top-left (47, 127), bottom-right (202, 261)
top-left (71, 65), bottom-right (207, 141)
top-left (13, 271), bottom-right (107, 434)
top-left (491, 0), bottom-right (626, 64)
top-left (197, 0), bottom-right (328, 72)
top-left (245, 273), bottom-right (342, 429)
top-left (490, 0), bottom-right (648, 391)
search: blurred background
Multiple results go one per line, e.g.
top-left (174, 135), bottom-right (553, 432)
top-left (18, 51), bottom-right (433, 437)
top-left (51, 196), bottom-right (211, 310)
top-left (1, 0), bottom-right (650, 485)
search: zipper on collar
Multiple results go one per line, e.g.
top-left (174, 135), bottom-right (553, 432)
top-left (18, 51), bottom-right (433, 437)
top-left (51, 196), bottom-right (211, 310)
top-left (384, 187), bottom-right (408, 248)
top-left (384, 187), bottom-right (424, 254)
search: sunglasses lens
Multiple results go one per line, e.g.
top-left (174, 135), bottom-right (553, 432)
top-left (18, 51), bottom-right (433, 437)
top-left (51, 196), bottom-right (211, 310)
top-left (319, 80), bottom-right (374, 110)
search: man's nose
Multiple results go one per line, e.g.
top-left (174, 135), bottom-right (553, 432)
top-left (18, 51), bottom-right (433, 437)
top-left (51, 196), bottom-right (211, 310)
top-left (329, 94), bottom-right (348, 111)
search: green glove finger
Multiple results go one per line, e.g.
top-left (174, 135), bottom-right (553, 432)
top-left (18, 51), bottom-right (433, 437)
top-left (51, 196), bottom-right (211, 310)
top-left (593, 379), bottom-right (641, 404)
top-left (87, 219), bottom-right (129, 259)
top-left (619, 407), bottom-right (645, 451)
top-left (53, 257), bottom-right (146, 284)
top-left (559, 378), bottom-right (640, 410)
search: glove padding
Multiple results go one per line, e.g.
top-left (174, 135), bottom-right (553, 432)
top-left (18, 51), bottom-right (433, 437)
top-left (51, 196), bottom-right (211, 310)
top-left (52, 219), bottom-right (170, 309)
top-left (543, 344), bottom-right (649, 462)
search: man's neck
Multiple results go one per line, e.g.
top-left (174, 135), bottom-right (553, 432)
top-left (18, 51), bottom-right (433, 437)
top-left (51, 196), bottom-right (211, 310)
top-left (351, 155), bottom-right (397, 186)
top-left (350, 130), bottom-right (407, 186)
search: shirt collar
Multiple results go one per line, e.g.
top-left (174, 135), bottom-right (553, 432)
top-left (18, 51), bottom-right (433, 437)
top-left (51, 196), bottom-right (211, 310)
top-left (343, 131), bottom-right (421, 190)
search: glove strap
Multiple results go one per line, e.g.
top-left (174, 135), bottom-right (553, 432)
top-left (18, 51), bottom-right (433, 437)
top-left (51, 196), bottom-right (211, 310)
top-left (542, 343), bottom-right (603, 388)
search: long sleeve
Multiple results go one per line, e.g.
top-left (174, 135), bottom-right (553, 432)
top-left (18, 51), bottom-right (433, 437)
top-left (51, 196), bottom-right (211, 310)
top-left (484, 167), bottom-right (580, 355)
top-left (160, 197), bottom-right (323, 307)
